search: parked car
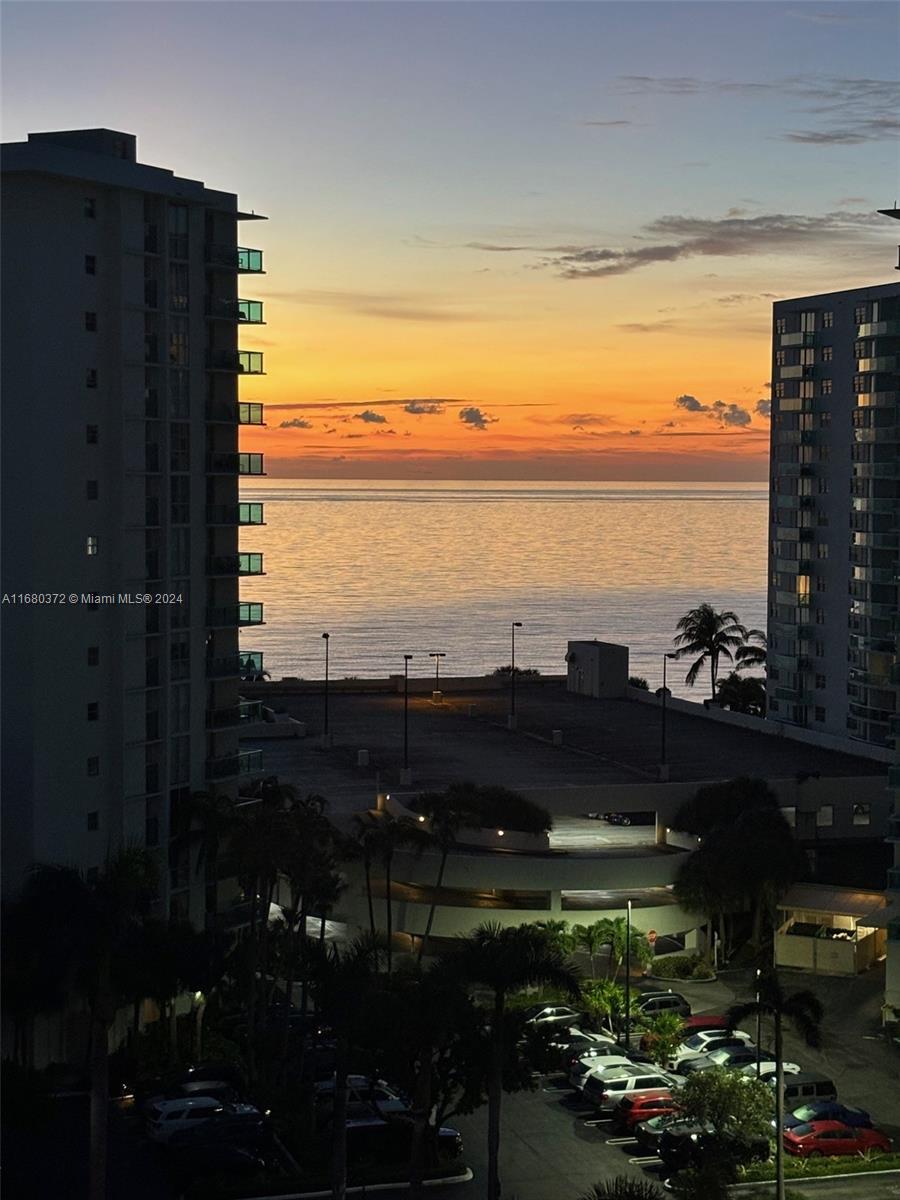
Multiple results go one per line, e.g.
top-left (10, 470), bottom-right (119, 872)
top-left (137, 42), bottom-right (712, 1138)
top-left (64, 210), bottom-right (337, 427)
top-left (522, 1005), bottom-right (584, 1029)
top-left (778, 1072), bottom-right (838, 1107)
top-left (583, 1065), bottom-right (685, 1113)
top-left (146, 1097), bottom-right (260, 1144)
top-left (783, 1120), bottom-right (891, 1158)
top-left (660, 1127), bottom-right (770, 1172)
top-left (585, 811), bottom-right (655, 826)
top-left (740, 1061), bottom-right (803, 1081)
top-left (551, 1029), bottom-right (616, 1067)
top-left (314, 1076), bottom-right (409, 1116)
top-left (167, 1109), bottom-right (270, 1151)
top-left (634, 1114), bottom-right (699, 1155)
top-left (618, 991), bottom-right (691, 1029)
top-left (324, 1114), bottom-right (463, 1165)
top-left (670, 1030), bottom-right (753, 1069)
top-left (569, 1054), bottom-right (636, 1091)
top-left (612, 1090), bottom-right (679, 1133)
top-left (640, 1014), bottom-right (727, 1052)
top-left (682, 1045), bottom-right (793, 1074)
top-left (782, 1101), bottom-right (872, 1131)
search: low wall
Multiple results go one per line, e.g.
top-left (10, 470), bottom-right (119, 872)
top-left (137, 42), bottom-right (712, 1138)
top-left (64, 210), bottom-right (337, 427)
top-left (626, 685), bottom-right (895, 764)
top-left (242, 674), bottom-right (566, 698)
top-left (382, 794), bottom-right (550, 852)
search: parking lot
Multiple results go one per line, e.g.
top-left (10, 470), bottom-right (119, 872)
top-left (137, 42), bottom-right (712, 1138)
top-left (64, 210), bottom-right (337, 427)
top-left (441, 966), bottom-right (900, 1200)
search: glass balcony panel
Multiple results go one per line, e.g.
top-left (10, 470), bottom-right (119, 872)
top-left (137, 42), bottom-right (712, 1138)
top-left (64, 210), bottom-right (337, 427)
top-left (239, 452), bottom-right (265, 475)
top-left (238, 602), bottom-right (265, 626)
top-left (237, 299), bottom-right (264, 323)
top-left (237, 351), bottom-right (264, 374)
top-left (239, 402), bottom-right (265, 425)
top-left (237, 247), bottom-right (264, 273)
top-left (238, 502), bottom-right (265, 525)
top-left (239, 552), bottom-right (265, 575)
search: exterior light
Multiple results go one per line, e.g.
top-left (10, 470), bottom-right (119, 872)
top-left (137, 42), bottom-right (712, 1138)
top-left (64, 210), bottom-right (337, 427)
top-left (418, 815), bottom-right (426, 823)
top-left (194, 991), bottom-right (204, 1003)
top-left (497, 829), bottom-right (505, 837)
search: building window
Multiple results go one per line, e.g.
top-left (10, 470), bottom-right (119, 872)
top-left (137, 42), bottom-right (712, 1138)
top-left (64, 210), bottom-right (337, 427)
top-left (815, 608), bottom-right (826, 625)
top-left (815, 674), bottom-right (826, 689)
top-left (814, 705), bottom-right (826, 723)
top-left (85, 254), bottom-right (96, 275)
top-left (814, 641), bottom-right (825, 658)
top-left (854, 305), bottom-right (868, 324)
top-left (770, 698), bottom-right (780, 712)
top-left (84, 311), bottom-right (97, 332)
top-left (774, 382), bottom-right (786, 399)
top-left (86, 425), bottom-right (98, 444)
top-left (823, 311), bottom-right (833, 328)
top-left (87, 645), bottom-right (99, 666)
top-left (86, 368), bottom-right (98, 389)
top-left (84, 197), bottom-right (96, 218)
top-left (822, 345), bottom-right (833, 362)
top-left (86, 480), bottom-right (99, 500)
top-left (168, 317), bottom-right (189, 366)
top-left (170, 422), bottom-right (190, 472)
top-left (87, 702), bottom-right (99, 721)
top-left (168, 203), bottom-right (189, 259)
top-left (852, 803), bottom-right (871, 826)
top-left (87, 756), bottom-right (100, 777)
top-left (169, 369), bottom-right (190, 417)
top-left (821, 379), bottom-right (832, 396)
top-left (816, 543), bottom-right (828, 559)
top-left (776, 318), bottom-right (787, 334)
top-left (87, 811), bottom-right (99, 831)
top-left (816, 804), bottom-right (833, 826)
top-left (170, 475), bottom-right (190, 523)
top-left (86, 535), bottom-right (99, 556)
top-left (776, 350), bottom-right (787, 367)
top-left (169, 262), bottom-right (189, 312)
top-left (781, 806), bottom-right (796, 827)
top-left (799, 380), bottom-right (814, 399)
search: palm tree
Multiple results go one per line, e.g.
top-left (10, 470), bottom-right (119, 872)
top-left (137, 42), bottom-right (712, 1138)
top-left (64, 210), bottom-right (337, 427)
top-left (575, 1179), bottom-right (666, 1200)
top-left (450, 922), bottom-right (580, 1200)
top-left (20, 848), bottom-right (158, 1200)
top-left (736, 627), bottom-right (767, 671)
top-left (533, 919), bottom-right (574, 956)
top-left (572, 921), bottom-right (606, 980)
top-left (580, 979), bottom-right (625, 1034)
top-left (416, 792), bottom-right (463, 963)
top-left (365, 811), bottom-right (420, 973)
top-left (672, 604), bottom-right (748, 701)
top-left (727, 971), bottom-right (823, 1200)
top-left (349, 815), bottom-right (380, 945)
top-left (716, 671), bottom-right (766, 716)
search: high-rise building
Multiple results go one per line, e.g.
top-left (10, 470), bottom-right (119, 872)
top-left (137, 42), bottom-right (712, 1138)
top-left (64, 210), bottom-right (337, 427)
top-left (766, 269), bottom-right (900, 753)
top-left (1, 129), bottom-right (269, 925)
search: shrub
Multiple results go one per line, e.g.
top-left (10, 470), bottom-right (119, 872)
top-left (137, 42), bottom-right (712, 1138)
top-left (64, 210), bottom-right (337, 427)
top-left (738, 1151), bottom-right (900, 1182)
top-left (651, 953), bottom-right (714, 981)
top-left (628, 676), bottom-right (650, 690)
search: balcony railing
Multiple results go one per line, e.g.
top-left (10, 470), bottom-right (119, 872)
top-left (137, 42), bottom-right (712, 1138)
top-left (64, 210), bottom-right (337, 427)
top-left (239, 552), bottom-right (265, 575)
top-left (206, 350), bottom-right (265, 374)
top-left (238, 247), bottom-right (264, 273)
top-left (206, 502), bottom-right (266, 525)
top-left (240, 650), bottom-right (265, 679)
top-left (205, 297), bottom-right (265, 323)
top-left (240, 700), bottom-right (264, 723)
top-left (206, 245), bottom-right (265, 273)
top-left (205, 750), bottom-right (264, 782)
top-left (206, 452), bottom-right (266, 476)
top-left (205, 401), bottom-right (266, 425)
top-left (240, 402), bottom-right (265, 425)
top-left (238, 299), bottom-right (264, 323)
top-left (858, 356), bottom-right (900, 373)
top-left (858, 320), bottom-right (900, 338)
top-left (206, 603), bottom-right (265, 628)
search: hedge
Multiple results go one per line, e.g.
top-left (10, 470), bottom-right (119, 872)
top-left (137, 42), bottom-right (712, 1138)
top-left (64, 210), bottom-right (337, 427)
top-left (738, 1151), bottom-right (900, 1183)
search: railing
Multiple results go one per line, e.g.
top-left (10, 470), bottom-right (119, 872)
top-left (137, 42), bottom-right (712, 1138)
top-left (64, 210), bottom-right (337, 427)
top-left (240, 700), bottom-right (264, 722)
top-left (206, 350), bottom-right (265, 374)
top-left (238, 247), bottom-right (264, 273)
top-left (239, 552), bottom-right (265, 575)
top-left (239, 650), bottom-right (265, 679)
top-left (206, 244), bottom-right (265, 273)
top-left (206, 452), bottom-right (266, 476)
top-left (205, 297), bottom-right (264, 323)
top-left (238, 299), bottom-right (264, 323)
top-left (206, 753), bottom-right (265, 782)
top-left (239, 602), bottom-right (265, 626)
top-left (206, 603), bottom-right (265, 628)
top-left (240, 402), bottom-right (265, 425)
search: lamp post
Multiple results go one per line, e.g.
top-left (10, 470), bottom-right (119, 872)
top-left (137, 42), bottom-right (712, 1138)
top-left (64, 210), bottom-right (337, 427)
top-left (755, 967), bottom-right (762, 1076)
top-left (429, 651), bottom-right (446, 698)
top-left (624, 897), bottom-right (634, 1048)
top-left (322, 633), bottom-right (330, 740)
top-left (510, 621), bottom-right (523, 727)
top-left (660, 652), bottom-right (676, 778)
top-left (402, 654), bottom-right (413, 777)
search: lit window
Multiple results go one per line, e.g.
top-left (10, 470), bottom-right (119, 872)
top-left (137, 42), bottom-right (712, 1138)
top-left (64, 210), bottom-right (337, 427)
top-left (86, 535), bottom-right (99, 556)
top-left (822, 346), bottom-right (833, 361)
top-left (853, 803), bottom-right (871, 826)
top-left (821, 379), bottom-right (832, 396)
top-left (781, 807), bottom-right (796, 827)
top-left (822, 311), bottom-right (833, 328)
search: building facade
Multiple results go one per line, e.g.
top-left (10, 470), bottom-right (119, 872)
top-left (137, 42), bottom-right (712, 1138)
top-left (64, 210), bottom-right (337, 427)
top-left (767, 278), bottom-right (900, 752)
top-left (1, 129), bottom-right (268, 925)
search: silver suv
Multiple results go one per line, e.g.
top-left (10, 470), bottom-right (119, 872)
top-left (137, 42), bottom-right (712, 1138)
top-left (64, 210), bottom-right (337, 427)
top-left (583, 1064), bottom-right (685, 1112)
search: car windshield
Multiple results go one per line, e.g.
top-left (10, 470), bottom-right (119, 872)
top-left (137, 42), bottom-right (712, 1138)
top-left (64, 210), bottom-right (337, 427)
top-left (793, 1106), bottom-right (816, 1120)
top-left (683, 1034), bottom-right (707, 1049)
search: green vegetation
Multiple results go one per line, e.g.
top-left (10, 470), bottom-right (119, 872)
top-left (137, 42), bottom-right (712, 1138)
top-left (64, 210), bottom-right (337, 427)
top-left (739, 1152), bottom-right (900, 1182)
top-left (628, 675), bottom-right (650, 690)
top-left (672, 604), bottom-right (753, 701)
top-left (716, 671), bottom-right (766, 716)
top-left (638, 1011), bottom-right (686, 1067)
top-left (673, 1066), bottom-right (773, 1142)
top-left (649, 953), bottom-right (715, 981)
top-left (581, 979), bottom-right (626, 1029)
top-left (492, 663), bottom-right (541, 678)
top-left (575, 1178), bottom-right (666, 1200)
top-left (413, 782), bottom-right (553, 835)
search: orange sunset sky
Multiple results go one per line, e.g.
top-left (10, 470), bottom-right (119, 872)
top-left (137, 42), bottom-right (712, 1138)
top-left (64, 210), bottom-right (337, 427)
top-left (4, 1), bottom-right (897, 478)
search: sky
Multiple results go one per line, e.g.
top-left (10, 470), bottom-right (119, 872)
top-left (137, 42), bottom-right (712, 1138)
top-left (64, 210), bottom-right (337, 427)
top-left (3, 1), bottom-right (898, 479)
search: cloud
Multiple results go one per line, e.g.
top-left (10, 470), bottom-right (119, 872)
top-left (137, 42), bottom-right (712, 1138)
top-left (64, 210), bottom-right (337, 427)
top-left (538, 209), bottom-right (882, 279)
top-left (404, 400), bottom-right (446, 415)
top-left (627, 430), bottom-right (641, 436)
top-left (582, 119), bottom-right (634, 127)
top-left (561, 413), bottom-right (612, 427)
top-left (278, 418), bottom-right (313, 429)
top-left (459, 406), bottom-right (497, 431)
top-left (717, 292), bottom-right (780, 305)
top-left (755, 399), bottom-right (772, 417)
top-left (837, 196), bottom-right (868, 206)
top-left (616, 320), bottom-right (676, 333)
top-left (614, 73), bottom-right (900, 146)
top-left (674, 394), bottom-right (753, 427)
top-left (353, 410), bottom-right (388, 424)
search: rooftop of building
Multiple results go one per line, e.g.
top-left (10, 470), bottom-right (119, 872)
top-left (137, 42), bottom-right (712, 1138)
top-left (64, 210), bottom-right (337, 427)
top-left (241, 680), bottom-right (886, 822)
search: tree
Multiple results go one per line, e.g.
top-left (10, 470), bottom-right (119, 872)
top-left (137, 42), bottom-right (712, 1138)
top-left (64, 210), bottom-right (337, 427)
top-left (672, 1066), bottom-right (774, 1196)
top-left (673, 777), bottom-right (779, 837)
top-left (672, 604), bottom-right (748, 701)
top-left (348, 814), bottom-right (380, 944)
top-left (572, 922), bottom-right (606, 980)
top-left (415, 791), bottom-right (463, 963)
top-left (716, 672), bottom-right (766, 716)
top-left (595, 916), bottom-right (653, 981)
top-left (533, 919), bottom-right (574, 955)
top-left (727, 972), bottom-right (823, 1200)
top-left (628, 676), bottom-right (650, 690)
top-left (580, 979), bottom-right (625, 1034)
top-left (368, 811), bottom-right (421, 973)
top-left (20, 848), bottom-right (158, 1200)
top-left (638, 1011), bottom-right (685, 1068)
top-left (736, 628), bottom-right (767, 672)
top-left (576, 1180), bottom-right (666, 1200)
top-left (450, 922), bottom-right (580, 1200)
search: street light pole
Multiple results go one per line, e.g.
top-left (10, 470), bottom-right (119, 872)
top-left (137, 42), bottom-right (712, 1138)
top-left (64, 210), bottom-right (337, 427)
top-left (322, 632), bottom-right (330, 738)
top-left (429, 651), bottom-right (446, 695)
top-left (510, 621), bottom-right (523, 724)
top-left (624, 897), bottom-right (633, 1049)
top-left (403, 654), bottom-right (413, 771)
top-left (755, 967), bottom-right (762, 1077)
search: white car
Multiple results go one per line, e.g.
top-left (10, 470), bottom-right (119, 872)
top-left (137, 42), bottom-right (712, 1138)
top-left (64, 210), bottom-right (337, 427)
top-left (569, 1054), bottom-right (636, 1091)
top-left (314, 1076), bottom-right (409, 1115)
top-left (145, 1096), bottom-right (260, 1143)
top-left (670, 1029), bottom-right (753, 1069)
top-left (523, 1005), bottom-right (584, 1029)
top-left (740, 1061), bottom-right (802, 1080)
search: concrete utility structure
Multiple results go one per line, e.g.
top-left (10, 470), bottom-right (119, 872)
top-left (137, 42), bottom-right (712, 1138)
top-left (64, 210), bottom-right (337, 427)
top-left (1, 129), bottom-right (268, 926)
top-left (766, 276), bottom-right (900, 751)
top-left (775, 884), bottom-right (886, 977)
top-left (566, 639), bottom-right (629, 698)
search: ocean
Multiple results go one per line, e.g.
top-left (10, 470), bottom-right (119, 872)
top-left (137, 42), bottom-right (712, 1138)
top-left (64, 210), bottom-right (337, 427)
top-left (238, 480), bottom-right (768, 699)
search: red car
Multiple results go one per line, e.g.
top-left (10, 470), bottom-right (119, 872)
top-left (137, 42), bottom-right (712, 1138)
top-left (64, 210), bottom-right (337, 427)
top-left (613, 1089), bottom-right (679, 1132)
top-left (639, 1014), bottom-right (728, 1054)
top-left (783, 1120), bottom-right (892, 1158)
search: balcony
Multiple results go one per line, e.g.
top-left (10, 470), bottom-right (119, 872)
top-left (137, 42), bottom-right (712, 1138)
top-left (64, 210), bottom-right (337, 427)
top-left (779, 365), bottom-right (805, 379)
top-left (858, 356), bottom-right (900, 373)
top-left (206, 502), bottom-right (266, 526)
top-left (205, 401), bottom-right (266, 425)
top-left (239, 552), bottom-right (265, 575)
top-left (206, 452), bottom-right (266, 476)
top-left (858, 320), bottom-right (900, 338)
top-left (207, 554), bottom-right (240, 576)
top-left (779, 332), bottom-right (815, 348)
top-left (240, 650), bottom-right (265, 680)
top-left (206, 297), bottom-right (265, 323)
top-left (238, 300), bottom-right (264, 323)
top-left (206, 655), bottom-right (242, 680)
top-left (240, 402), bottom-right (265, 425)
top-left (206, 602), bottom-right (265, 628)
top-left (240, 699), bottom-right (264, 723)
top-left (207, 705), bottom-right (241, 729)
top-left (206, 350), bottom-right (265, 375)
top-left (206, 245), bottom-right (265, 274)
top-left (205, 749), bottom-right (264, 782)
